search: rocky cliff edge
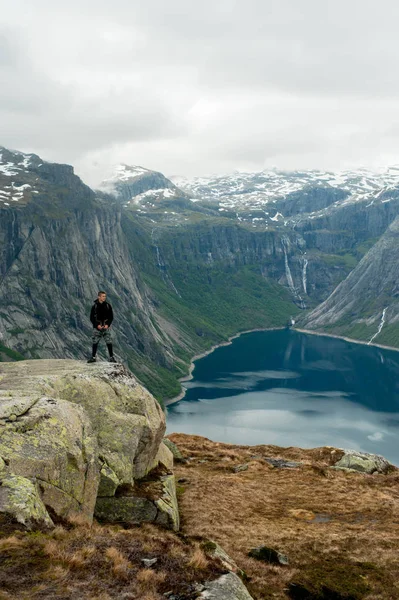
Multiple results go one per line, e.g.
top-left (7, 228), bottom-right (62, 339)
top-left (0, 359), bottom-right (179, 530)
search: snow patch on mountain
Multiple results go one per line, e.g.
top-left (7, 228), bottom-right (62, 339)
top-left (124, 187), bottom-right (179, 207)
top-left (0, 148), bottom-right (41, 206)
top-left (101, 164), bottom-right (150, 187)
top-left (172, 167), bottom-right (399, 226)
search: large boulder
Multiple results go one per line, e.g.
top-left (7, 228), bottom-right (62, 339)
top-left (0, 393), bottom-right (99, 523)
top-left (0, 359), bottom-right (178, 529)
top-left (199, 573), bottom-right (254, 600)
top-left (333, 450), bottom-right (392, 474)
top-left (95, 473), bottom-right (180, 531)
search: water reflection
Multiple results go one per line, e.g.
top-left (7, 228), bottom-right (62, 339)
top-left (166, 330), bottom-right (399, 465)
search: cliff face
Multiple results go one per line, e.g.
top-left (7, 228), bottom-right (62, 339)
top-left (0, 359), bottom-right (178, 530)
top-left (0, 150), bottom-right (197, 398)
top-left (292, 191), bottom-right (399, 251)
top-left (302, 216), bottom-right (399, 346)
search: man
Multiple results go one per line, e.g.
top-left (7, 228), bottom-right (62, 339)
top-left (87, 291), bottom-right (116, 363)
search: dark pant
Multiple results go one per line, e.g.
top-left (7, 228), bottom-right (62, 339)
top-left (91, 328), bottom-right (113, 357)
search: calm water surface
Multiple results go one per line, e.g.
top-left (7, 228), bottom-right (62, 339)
top-left (166, 330), bottom-right (399, 465)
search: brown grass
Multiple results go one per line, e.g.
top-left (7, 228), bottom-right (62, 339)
top-left (105, 546), bottom-right (132, 580)
top-left (2, 434), bottom-right (398, 598)
top-left (169, 433), bottom-right (399, 599)
top-left (186, 545), bottom-right (209, 570)
top-left (0, 515), bottom-right (223, 599)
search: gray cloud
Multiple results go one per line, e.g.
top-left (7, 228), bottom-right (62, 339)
top-left (1, 0), bottom-right (399, 184)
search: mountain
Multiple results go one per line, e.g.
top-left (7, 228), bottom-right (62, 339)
top-left (173, 166), bottom-right (399, 227)
top-left (98, 163), bottom-right (189, 206)
top-left (0, 146), bottom-right (97, 212)
top-left (301, 215), bottom-right (399, 346)
top-left (1, 148), bottom-right (399, 399)
top-left (0, 149), bottom-right (299, 399)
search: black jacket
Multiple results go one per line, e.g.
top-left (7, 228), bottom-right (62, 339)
top-left (90, 299), bottom-right (113, 328)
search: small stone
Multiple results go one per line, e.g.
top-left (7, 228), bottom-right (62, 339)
top-left (248, 546), bottom-right (289, 565)
top-left (198, 459), bottom-right (208, 463)
top-left (233, 464), bottom-right (249, 473)
top-left (8, 414), bottom-right (17, 422)
top-left (142, 557), bottom-right (158, 567)
top-left (163, 438), bottom-right (185, 462)
top-left (264, 458), bottom-right (302, 469)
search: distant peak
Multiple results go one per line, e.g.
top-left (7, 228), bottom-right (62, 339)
top-left (113, 164), bottom-right (151, 179)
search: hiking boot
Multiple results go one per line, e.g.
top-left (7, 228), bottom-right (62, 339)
top-left (108, 356), bottom-right (117, 363)
top-left (87, 357), bottom-right (97, 363)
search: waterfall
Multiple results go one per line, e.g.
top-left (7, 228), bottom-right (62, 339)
top-left (155, 244), bottom-right (163, 269)
top-left (368, 308), bottom-right (388, 345)
top-left (283, 246), bottom-right (295, 294)
top-left (151, 228), bottom-right (181, 297)
top-left (302, 258), bottom-right (308, 295)
top-left (281, 238), bottom-right (306, 308)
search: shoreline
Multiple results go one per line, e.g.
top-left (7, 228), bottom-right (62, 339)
top-left (165, 325), bottom-right (399, 407)
top-left (293, 327), bottom-right (399, 353)
top-left (165, 326), bottom-right (284, 406)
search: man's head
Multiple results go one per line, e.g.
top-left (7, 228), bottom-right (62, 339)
top-left (98, 291), bottom-right (107, 303)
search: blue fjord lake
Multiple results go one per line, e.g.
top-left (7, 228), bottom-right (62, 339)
top-left (166, 329), bottom-right (399, 465)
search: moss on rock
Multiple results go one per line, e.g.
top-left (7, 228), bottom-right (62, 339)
top-left (0, 475), bottom-right (53, 529)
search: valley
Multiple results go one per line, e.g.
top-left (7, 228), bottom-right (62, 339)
top-left (1, 147), bottom-right (399, 401)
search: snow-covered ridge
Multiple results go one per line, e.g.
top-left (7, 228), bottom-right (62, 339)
top-left (0, 149), bottom-right (36, 176)
top-left (171, 166), bottom-right (399, 227)
top-left (123, 187), bottom-right (178, 207)
top-left (172, 167), bottom-right (399, 205)
top-left (98, 164), bottom-right (152, 195)
top-left (0, 148), bottom-right (42, 206)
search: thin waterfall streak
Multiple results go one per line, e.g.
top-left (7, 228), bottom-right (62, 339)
top-left (368, 308), bottom-right (388, 345)
top-left (302, 258), bottom-right (308, 294)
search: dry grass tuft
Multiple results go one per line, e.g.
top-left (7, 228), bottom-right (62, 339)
top-left (43, 565), bottom-right (70, 581)
top-left (0, 535), bottom-right (25, 550)
top-left (186, 545), bottom-right (209, 570)
top-left (51, 525), bottom-right (68, 540)
top-left (67, 513), bottom-right (92, 528)
top-left (43, 539), bottom-right (68, 561)
top-left (105, 546), bottom-right (132, 580)
top-left (136, 567), bottom-right (156, 584)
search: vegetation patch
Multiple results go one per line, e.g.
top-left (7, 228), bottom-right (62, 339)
top-left (0, 344), bottom-right (25, 362)
top-left (288, 559), bottom-right (375, 599)
top-left (0, 520), bottom-right (224, 599)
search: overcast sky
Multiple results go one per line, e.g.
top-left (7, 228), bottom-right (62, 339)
top-left (2, 0), bottom-right (399, 185)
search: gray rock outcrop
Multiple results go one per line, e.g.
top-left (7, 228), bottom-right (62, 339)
top-left (199, 573), bottom-right (254, 600)
top-left (0, 359), bottom-right (179, 529)
top-left (333, 449), bottom-right (392, 474)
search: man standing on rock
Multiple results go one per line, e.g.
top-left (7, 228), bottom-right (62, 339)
top-left (87, 291), bottom-right (116, 363)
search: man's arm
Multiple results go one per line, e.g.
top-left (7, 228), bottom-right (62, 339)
top-left (108, 304), bottom-right (113, 327)
top-left (90, 304), bottom-right (96, 326)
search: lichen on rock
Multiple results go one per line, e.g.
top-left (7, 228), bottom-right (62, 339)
top-left (333, 449), bottom-right (392, 474)
top-left (0, 359), bottom-right (179, 530)
top-left (0, 474), bottom-right (53, 529)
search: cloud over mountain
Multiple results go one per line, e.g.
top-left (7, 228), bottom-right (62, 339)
top-left (2, 0), bottom-right (399, 184)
